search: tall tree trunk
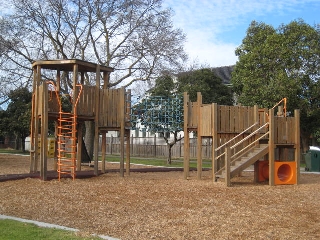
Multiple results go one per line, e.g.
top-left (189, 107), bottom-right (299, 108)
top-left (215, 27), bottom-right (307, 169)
top-left (21, 136), bottom-right (26, 152)
top-left (84, 121), bottom-right (95, 160)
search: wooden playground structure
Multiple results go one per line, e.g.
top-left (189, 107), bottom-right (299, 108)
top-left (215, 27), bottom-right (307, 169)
top-left (30, 59), bottom-right (131, 180)
top-left (183, 92), bottom-right (300, 186)
top-left (29, 59), bottom-right (300, 186)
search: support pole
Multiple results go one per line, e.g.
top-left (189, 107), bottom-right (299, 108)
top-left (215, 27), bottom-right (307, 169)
top-left (269, 108), bottom-right (275, 186)
top-left (94, 65), bottom-right (100, 176)
top-left (294, 109), bottom-right (300, 184)
top-left (225, 147), bottom-right (231, 187)
top-left (101, 131), bottom-right (106, 174)
top-left (197, 92), bottom-right (202, 180)
top-left (183, 92), bottom-right (190, 179)
top-left (119, 87), bottom-right (125, 177)
top-left (212, 103), bottom-right (218, 182)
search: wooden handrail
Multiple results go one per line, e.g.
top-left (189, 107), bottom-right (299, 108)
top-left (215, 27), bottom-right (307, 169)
top-left (230, 122), bottom-right (269, 150)
top-left (215, 122), bottom-right (259, 152)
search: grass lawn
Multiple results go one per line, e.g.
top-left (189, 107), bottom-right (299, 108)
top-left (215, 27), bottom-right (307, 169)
top-left (0, 219), bottom-right (101, 240)
top-left (102, 155), bottom-right (212, 168)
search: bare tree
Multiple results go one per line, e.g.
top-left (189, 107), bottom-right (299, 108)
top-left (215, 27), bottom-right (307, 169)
top-left (0, 0), bottom-right (187, 157)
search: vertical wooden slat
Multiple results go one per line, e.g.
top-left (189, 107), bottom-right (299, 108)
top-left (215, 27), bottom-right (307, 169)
top-left (40, 83), bottom-right (48, 180)
top-left (93, 65), bottom-right (100, 176)
top-left (197, 92), bottom-right (202, 179)
top-left (225, 147), bottom-right (231, 187)
top-left (183, 92), bottom-right (190, 179)
top-left (212, 103), bottom-right (218, 182)
top-left (294, 110), bottom-right (300, 184)
top-left (269, 108), bottom-right (275, 186)
top-left (77, 123), bottom-right (83, 171)
top-left (120, 87), bottom-right (125, 177)
top-left (101, 132), bottom-right (106, 173)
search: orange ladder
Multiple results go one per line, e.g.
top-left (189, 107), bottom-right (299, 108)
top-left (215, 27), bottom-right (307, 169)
top-left (47, 82), bottom-right (82, 180)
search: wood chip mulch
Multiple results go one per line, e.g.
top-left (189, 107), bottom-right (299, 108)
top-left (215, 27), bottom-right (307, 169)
top-left (0, 154), bottom-right (320, 240)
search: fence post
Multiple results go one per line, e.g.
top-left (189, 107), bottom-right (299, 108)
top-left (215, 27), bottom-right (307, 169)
top-left (110, 135), bottom-right (113, 155)
top-left (154, 135), bottom-right (156, 157)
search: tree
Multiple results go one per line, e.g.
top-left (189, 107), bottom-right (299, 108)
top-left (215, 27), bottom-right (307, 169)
top-left (131, 93), bottom-right (183, 164)
top-left (177, 68), bottom-right (234, 105)
top-left (1, 0), bottom-right (187, 158)
top-left (1, 88), bottom-right (32, 152)
top-left (232, 19), bottom-right (320, 151)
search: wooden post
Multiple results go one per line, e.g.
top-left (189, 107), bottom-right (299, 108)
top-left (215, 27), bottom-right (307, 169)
top-left (32, 65), bottom-right (41, 173)
top-left (197, 92), bottom-right (202, 180)
top-left (253, 105), bottom-right (259, 183)
top-left (294, 109), bottom-right (300, 184)
top-left (77, 122), bottom-right (83, 171)
top-left (212, 103), bottom-right (218, 182)
top-left (269, 108), bottom-right (275, 186)
top-left (225, 147), bottom-right (231, 187)
top-left (126, 130), bottom-right (130, 175)
top-left (119, 87), bottom-right (125, 177)
top-left (93, 64), bottom-right (100, 176)
top-left (183, 92), bottom-right (190, 179)
top-left (40, 83), bottom-right (48, 180)
top-left (101, 131), bottom-right (106, 173)
top-left (72, 64), bottom-right (78, 179)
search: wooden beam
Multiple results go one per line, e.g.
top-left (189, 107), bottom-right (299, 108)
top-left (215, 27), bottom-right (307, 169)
top-left (119, 87), bottom-right (125, 177)
top-left (269, 108), bottom-right (275, 186)
top-left (40, 83), bottom-right (48, 180)
top-left (183, 92), bottom-right (190, 179)
top-left (93, 65), bottom-right (101, 176)
top-left (225, 147), bottom-right (231, 187)
top-left (101, 131), bottom-right (106, 173)
top-left (294, 109), bottom-right (300, 184)
top-left (212, 103), bottom-right (218, 182)
top-left (197, 92), bottom-right (202, 180)
top-left (77, 122), bottom-right (83, 171)
top-left (126, 130), bottom-right (130, 175)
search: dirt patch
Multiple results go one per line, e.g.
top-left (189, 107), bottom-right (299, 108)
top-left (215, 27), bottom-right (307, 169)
top-left (0, 154), bottom-right (320, 240)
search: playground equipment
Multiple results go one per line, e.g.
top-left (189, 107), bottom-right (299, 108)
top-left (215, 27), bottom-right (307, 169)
top-left (183, 92), bottom-right (300, 186)
top-left (30, 59), bottom-right (131, 180)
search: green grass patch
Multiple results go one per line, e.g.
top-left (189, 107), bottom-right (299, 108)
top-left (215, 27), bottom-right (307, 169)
top-left (102, 155), bottom-right (212, 168)
top-left (0, 148), bottom-right (29, 155)
top-left (0, 219), bottom-right (101, 240)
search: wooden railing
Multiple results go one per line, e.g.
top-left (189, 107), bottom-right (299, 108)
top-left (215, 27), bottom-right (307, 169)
top-left (214, 121), bottom-right (269, 176)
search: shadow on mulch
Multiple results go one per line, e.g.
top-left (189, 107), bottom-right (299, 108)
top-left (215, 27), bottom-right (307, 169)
top-left (0, 167), bottom-right (209, 182)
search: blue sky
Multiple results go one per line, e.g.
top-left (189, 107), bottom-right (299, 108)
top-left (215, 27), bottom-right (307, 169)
top-left (163, 0), bottom-right (320, 67)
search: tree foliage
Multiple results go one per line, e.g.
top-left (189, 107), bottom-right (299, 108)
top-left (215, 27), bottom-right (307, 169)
top-left (232, 19), bottom-right (320, 149)
top-left (131, 93), bottom-right (183, 164)
top-left (0, 87), bottom-right (32, 151)
top-left (177, 68), bottom-right (233, 105)
top-left (0, 0), bottom-right (187, 98)
top-left (0, 0), bottom-right (187, 157)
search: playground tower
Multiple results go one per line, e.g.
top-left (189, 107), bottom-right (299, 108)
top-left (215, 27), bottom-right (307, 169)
top-left (30, 59), bottom-right (131, 180)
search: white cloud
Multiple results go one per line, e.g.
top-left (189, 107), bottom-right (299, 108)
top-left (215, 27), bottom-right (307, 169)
top-left (163, 0), bottom-right (320, 67)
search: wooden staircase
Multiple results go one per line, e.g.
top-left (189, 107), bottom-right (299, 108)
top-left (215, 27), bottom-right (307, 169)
top-left (216, 143), bottom-right (269, 180)
top-left (214, 122), bottom-right (270, 185)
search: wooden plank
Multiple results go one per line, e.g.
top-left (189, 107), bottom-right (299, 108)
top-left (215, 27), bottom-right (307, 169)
top-left (229, 106), bottom-right (235, 133)
top-left (225, 147), bottom-right (231, 187)
top-left (120, 87), bottom-right (125, 177)
top-left (212, 103), bottom-right (218, 182)
top-left (93, 65), bottom-right (100, 176)
top-left (269, 108), bottom-right (275, 186)
top-left (201, 105), bottom-right (211, 136)
top-left (183, 92), bottom-right (190, 179)
top-left (294, 110), bottom-right (300, 184)
top-left (197, 92), bottom-right (202, 179)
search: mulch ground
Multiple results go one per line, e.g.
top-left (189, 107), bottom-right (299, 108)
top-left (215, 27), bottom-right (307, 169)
top-left (0, 154), bottom-right (320, 240)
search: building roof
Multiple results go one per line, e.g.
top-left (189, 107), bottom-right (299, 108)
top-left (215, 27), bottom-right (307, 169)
top-left (211, 65), bottom-right (235, 85)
